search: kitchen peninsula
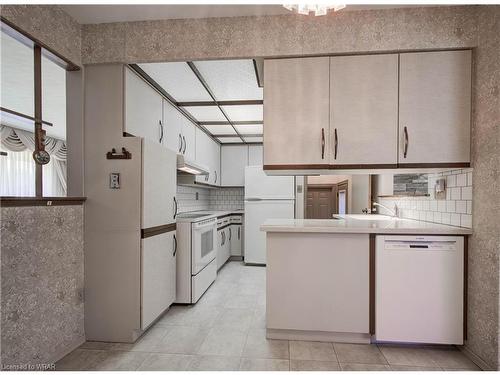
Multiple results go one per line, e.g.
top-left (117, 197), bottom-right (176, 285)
top-left (262, 215), bottom-right (472, 345)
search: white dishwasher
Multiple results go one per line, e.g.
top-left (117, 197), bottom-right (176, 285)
top-left (375, 235), bottom-right (464, 345)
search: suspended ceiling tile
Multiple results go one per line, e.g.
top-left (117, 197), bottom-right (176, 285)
top-left (234, 124), bottom-right (263, 135)
top-left (203, 124), bottom-right (236, 135)
top-left (194, 59), bottom-right (263, 101)
top-left (221, 105), bottom-right (263, 122)
top-left (218, 137), bottom-right (243, 144)
top-left (184, 106), bottom-right (226, 121)
top-left (138, 62), bottom-right (212, 102)
top-left (244, 136), bottom-right (263, 143)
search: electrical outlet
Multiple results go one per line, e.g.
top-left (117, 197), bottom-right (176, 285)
top-left (110, 173), bottom-right (120, 189)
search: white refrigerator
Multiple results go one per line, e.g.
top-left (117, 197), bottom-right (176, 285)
top-left (244, 166), bottom-right (295, 265)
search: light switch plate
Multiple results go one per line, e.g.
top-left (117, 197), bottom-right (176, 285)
top-left (110, 173), bottom-right (120, 189)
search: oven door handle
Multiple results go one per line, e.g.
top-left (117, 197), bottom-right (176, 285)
top-left (193, 221), bottom-right (217, 230)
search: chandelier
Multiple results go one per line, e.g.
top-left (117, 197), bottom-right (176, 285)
top-left (283, 4), bottom-right (346, 16)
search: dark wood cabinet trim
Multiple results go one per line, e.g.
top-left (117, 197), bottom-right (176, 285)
top-left (398, 162), bottom-right (470, 169)
top-left (264, 162), bottom-right (470, 171)
top-left (141, 223), bottom-right (176, 239)
top-left (369, 234), bottom-right (376, 335)
top-left (264, 164), bottom-right (328, 170)
top-left (0, 197), bottom-right (86, 207)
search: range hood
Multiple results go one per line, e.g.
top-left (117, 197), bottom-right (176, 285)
top-left (176, 154), bottom-right (209, 176)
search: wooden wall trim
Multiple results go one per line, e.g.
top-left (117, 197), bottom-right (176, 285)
top-left (141, 223), bottom-right (177, 239)
top-left (369, 234), bottom-right (376, 335)
top-left (464, 235), bottom-right (468, 340)
top-left (0, 197), bottom-right (86, 207)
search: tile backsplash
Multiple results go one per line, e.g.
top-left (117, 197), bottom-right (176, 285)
top-left (376, 169), bottom-right (472, 228)
top-left (176, 185), bottom-right (244, 213)
top-left (209, 188), bottom-right (244, 211)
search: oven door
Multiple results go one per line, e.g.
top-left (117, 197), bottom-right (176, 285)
top-left (191, 220), bottom-right (217, 275)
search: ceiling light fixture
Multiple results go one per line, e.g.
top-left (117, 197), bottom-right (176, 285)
top-left (283, 4), bottom-right (346, 16)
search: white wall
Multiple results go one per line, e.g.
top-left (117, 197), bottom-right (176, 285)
top-left (350, 175), bottom-right (371, 214)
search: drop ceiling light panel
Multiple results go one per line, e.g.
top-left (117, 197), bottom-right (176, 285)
top-left (184, 106), bottom-right (226, 121)
top-left (194, 59), bottom-right (263, 100)
top-left (218, 137), bottom-right (243, 143)
top-left (138, 62), bottom-right (212, 102)
top-left (203, 124), bottom-right (236, 135)
top-left (221, 105), bottom-right (263, 122)
top-left (244, 136), bottom-right (263, 143)
top-left (234, 124), bottom-right (263, 135)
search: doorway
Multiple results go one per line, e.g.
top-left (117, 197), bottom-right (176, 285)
top-left (337, 180), bottom-right (349, 214)
top-left (305, 177), bottom-right (350, 219)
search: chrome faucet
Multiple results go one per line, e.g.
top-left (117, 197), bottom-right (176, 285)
top-left (373, 202), bottom-right (399, 218)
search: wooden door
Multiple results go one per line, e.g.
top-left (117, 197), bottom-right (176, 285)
top-left (125, 68), bottom-right (163, 143)
top-left (399, 50), bottom-right (471, 165)
top-left (264, 57), bottom-right (330, 167)
top-left (330, 54), bottom-right (399, 166)
top-left (306, 186), bottom-right (334, 219)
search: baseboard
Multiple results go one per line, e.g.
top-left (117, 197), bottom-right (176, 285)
top-left (459, 345), bottom-right (495, 371)
top-left (267, 328), bottom-right (371, 344)
top-left (229, 256), bottom-right (243, 261)
top-left (50, 336), bottom-right (85, 365)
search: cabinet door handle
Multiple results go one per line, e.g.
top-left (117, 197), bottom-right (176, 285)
top-left (321, 128), bottom-right (325, 160)
top-left (222, 231), bottom-right (225, 245)
top-left (173, 234), bottom-right (177, 257)
top-left (214, 170), bottom-right (217, 184)
top-left (334, 128), bottom-right (338, 160)
top-left (238, 227), bottom-right (240, 240)
top-left (229, 228), bottom-right (232, 241)
top-left (173, 196), bottom-right (178, 219)
top-left (403, 126), bottom-right (409, 158)
top-left (182, 135), bottom-right (186, 154)
top-left (159, 120), bottom-right (164, 143)
top-left (178, 134), bottom-right (182, 152)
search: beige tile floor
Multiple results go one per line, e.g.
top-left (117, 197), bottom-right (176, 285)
top-left (57, 261), bottom-right (480, 371)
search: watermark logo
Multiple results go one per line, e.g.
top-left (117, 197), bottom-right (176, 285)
top-left (1, 363), bottom-right (56, 371)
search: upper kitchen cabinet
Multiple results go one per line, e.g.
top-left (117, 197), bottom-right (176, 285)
top-left (221, 145), bottom-right (248, 186)
top-left (181, 118), bottom-right (196, 161)
top-left (124, 68), bottom-right (163, 144)
top-left (399, 50), bottom-right (472, 166)
top-left (194, 127), bottom-right (213, 185)
top-left (248, 145), bottom-right (263, 166)
top-left (264, 57), bottom-right (330, 168)
top-left (209, 139), bottom-right (221, 186)
top-left (163, 99), bottom-right (183, 153)
top-left (163, 99), bottom-right (196, 160)
top-left (330, 54), bottom-right (399, 167)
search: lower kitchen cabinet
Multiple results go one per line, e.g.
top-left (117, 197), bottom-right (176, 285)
top-left (141, 232), bottom-right (176, 329)
top-left (217, 226), bottom-right (230, 270)
top-left (229, 224), bottom-right (242, 256)
top-left (266, 232), bottom-right (369, 337)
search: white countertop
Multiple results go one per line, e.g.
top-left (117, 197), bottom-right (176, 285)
top-left (176, 209), bottom-right (244, 223)
top-left (261, 215), bottom-right (472, 235)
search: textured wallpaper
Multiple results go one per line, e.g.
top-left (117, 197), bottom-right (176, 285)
top-left (1, 205), bottom-right (85, 368)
